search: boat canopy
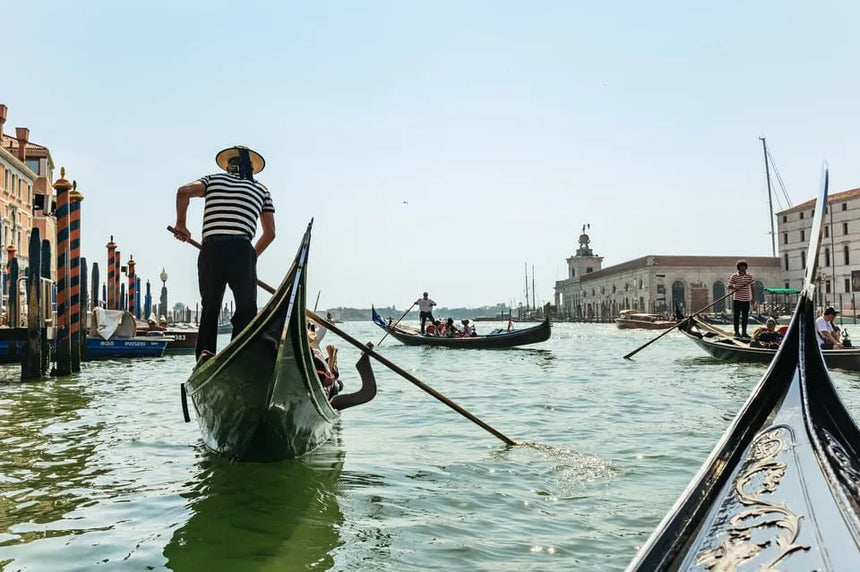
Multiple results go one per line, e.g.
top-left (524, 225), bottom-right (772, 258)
top-left (764, 287), bottom-right (801, 294)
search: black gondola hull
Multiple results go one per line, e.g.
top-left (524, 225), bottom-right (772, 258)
top-left (184, 223), bottom-right (338, 462)
top-left (679, 320), bottom-right (860, 371)
top-left (373, 316), bottom-right (551, 349)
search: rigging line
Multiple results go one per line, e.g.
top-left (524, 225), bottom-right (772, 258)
top-left (766, 147), bottom-right (793, 207)
top-left (766, 147), bottom-right (790, 205)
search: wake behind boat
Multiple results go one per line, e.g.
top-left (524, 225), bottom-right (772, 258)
top-left (371, 307), bottom-right (551, 349)
top-left (627, 166), bottom-right (860, 570)
top-left (182, 221), bottom-right (376, 462)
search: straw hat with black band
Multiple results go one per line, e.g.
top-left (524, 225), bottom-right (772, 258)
top-left (215, 146), bottom-right (266, 180)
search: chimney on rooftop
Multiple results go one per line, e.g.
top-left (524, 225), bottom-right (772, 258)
top-left (15, 127), bottom-right (29, 163)
top-left (0, 104), bottom-right (6, 139)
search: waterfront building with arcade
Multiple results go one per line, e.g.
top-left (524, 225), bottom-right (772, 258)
top-left (553, 231), bottom-right (781, 321)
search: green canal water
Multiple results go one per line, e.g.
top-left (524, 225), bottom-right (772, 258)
top-left (2, 321), bottom-right (860, 571)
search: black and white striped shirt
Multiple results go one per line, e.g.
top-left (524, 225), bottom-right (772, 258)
top-left (198, 173), bottom-right (275, 239)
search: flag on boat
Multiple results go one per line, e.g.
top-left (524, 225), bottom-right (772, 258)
top-left (372, 307), bottom-right (388, 329)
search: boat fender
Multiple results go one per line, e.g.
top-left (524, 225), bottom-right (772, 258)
top-left (180, 383), bottom-right (190, 423)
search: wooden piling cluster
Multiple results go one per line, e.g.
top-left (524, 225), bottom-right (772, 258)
top-left (3, 166), bottom-right (161, 380)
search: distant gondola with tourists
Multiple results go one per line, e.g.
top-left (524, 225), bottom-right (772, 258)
top-left (371, 307), bottom-right (551, 349)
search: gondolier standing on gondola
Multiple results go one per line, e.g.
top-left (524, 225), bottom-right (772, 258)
top-left (728, 259), bottom-right (754, 339)
top-left (415, 292), bottom-right (436, 334)
top-left (172, 145), bottom-right (276, 359)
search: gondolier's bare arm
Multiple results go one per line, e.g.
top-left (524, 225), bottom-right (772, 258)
top-left (255, 211), bottom-right (276, 258)
top-left (173, 181), bottom-right (205, 242)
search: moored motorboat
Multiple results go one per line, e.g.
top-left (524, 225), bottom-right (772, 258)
top-left (614, 309), bottom-right (676, 330)
top-left (85, 308), bottom-right (169, 359)
top-left (627, 166), bottom-right (860, 570)
top-left (182, 221), bottom-right (376, 462)
top-left (137, 321), bottom-right (199, 355)
top-left (371, 307), bottom-right (551, 349)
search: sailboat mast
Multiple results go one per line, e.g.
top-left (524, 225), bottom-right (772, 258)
top-left (531, 265), bottom-right (536, 312)
top-left (524, 262), bottom-right (529, 312)
top-left (760, 136), bottom-right (776, 257)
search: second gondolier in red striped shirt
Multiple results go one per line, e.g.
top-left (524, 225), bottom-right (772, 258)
top-left (728, 259), bottom-right (755, 339)
top-left (172, 145), bottom-right (276, 360)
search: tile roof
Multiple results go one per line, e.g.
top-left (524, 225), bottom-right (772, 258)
top-left (0, 133), bottom-right (51, 156)
top-left (776, 188), bottom-right (860, 215)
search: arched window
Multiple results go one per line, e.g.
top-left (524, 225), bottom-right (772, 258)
top-left (825, 247), bottom-right (831, 267)
top-left (801, 251), bottom-right (806, 269)
top-left (672, 281), bottom-right (685, 314)
top-left (713, 282), bottom-right (726, 312)
top-left (784, 253), bottom-right (789, 271)
top-left (845, 245), bottom-right (851, 265)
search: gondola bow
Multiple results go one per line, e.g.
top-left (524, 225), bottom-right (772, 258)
top-left (627, 165), bottom-right (860, 570)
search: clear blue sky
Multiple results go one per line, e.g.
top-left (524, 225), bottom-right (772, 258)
top-left (4, 1), bottom-right (860, 310)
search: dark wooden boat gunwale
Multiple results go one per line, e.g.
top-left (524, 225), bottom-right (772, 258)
top-left (372, 308), bottom-right (551, 349)
top-left (627, 166), bottom-right (860, 570)
top-left (678, 316), bottom-right (860, 371)
top-left (184, 221), bottom-right (338, 462)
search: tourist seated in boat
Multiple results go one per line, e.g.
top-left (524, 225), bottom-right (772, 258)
top-left (750, 318), bottom-right (783, 349)
top-left (444, 318), bottom-right (460, 337)
top-left (308, 327), bottom-right (343, 398)
top-left (425, 321), bottom-right (438, 336)
top-left (461, 319), bottom-right (476, 337)
top-left (815, 306), bottom-right (845, 349)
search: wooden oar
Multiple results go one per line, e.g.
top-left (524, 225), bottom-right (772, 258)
top-left (309, 310), bottom-right (517, 446)
top-left (691, 318), bottom-right (750, 348)
top-left (167, 226), bottom-right (518, 446)
top-left (376, 302), bottom-right (416, 346)
top-left (623, 289), bottom-right (738, 360)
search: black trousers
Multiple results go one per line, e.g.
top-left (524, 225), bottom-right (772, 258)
top-left (420, 311), bottom-right (434, 333)
top-left (197, 237), bottom-right (257, 359)
top-left (733, 300), bottom-right (750, 335)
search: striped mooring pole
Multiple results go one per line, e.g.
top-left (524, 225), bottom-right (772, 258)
top-left (115, 250), bottom-right (121, 311)
top-left (53, 167), bottom-right (72, 376)
top-left (69, 183), bottom-right (83, 372)
top-left (106, 236), bottom-right (116, 310)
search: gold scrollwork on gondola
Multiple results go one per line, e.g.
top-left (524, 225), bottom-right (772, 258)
top-left (820, 429), bottom-right (860, 497)
top-left (695, 428), bottom-right (809, 570)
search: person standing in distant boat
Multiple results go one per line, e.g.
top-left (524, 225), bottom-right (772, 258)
top-left (172, 145), bottom-right (276, 360)
top-left (728, 259), bottom-right (755, 339)
top-left (415, 292), bottom-right (437, 334)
